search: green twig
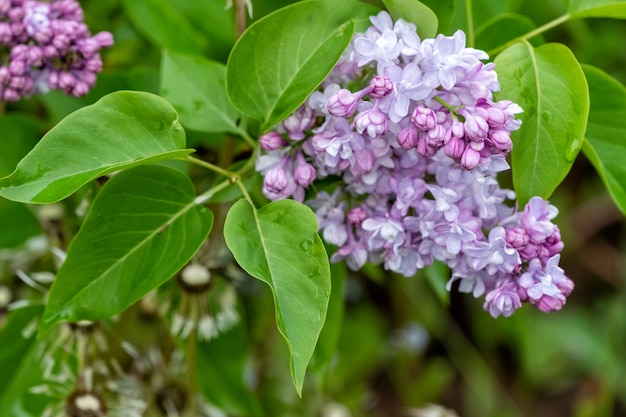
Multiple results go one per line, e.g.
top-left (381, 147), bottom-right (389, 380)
top-left (465, 0), bottom-right (474, 48)
top-left (187, 155), bottom-right (237, 179)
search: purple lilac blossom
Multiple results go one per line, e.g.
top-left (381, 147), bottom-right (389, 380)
top-left (254, 11), bottom-right (572, 318)
top-left (0, 0), bottom-right (113, 101)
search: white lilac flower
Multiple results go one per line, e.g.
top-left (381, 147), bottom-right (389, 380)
top-left (254, 10), bottom-right (571, 317)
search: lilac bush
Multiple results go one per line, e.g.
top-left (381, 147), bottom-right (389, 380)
top-left (0, 0), bottom-right (113, 102)
top-left (256, 11), bottom-right (574, 318)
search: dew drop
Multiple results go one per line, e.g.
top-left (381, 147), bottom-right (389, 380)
top-left (299, 241), bottom-right (311, 252)
top-left (565, 138), bottom-right (581, 162)
top-left (541, 111), bottom-right (552, 122)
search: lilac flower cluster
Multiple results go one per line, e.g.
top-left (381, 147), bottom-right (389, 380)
top-left (0, 0), bottom-right (113, 102)
top-left (255, 11), bottom-right (573, 318)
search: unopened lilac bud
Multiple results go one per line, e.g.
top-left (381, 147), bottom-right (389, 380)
top-left (556, 275), bottom-right (574, 297)
top-left (411, 104), bottom-right (436, 130)
top-left (72, 81), bottom-right (89, 97)
top-left (369, 75), bottom-right (393, 98)
top-left (9, 60), bottom-right (26, 75)
top-left (264, 165), bottom-right (289, 195)
top-left (488, 129), bottom-right (512, 153)
top-left (397, 126), bottom-right (418, 150)
top-left (260, 132), bottom-right (286, 151)
top-left (348, 207), bottom-right (367, 225)
top-left (327, 89), bottom-right (357, 117)
top-left (461, 147), bottom-right (480, 169)
top-left (505, 227), bottom-right (529, 249)
top-left (535, 294), bottom-right (565, 313)
top-left (444, 135), bottom-right (465, 159)
top-left (0, 67), bottom-right (10, 84)
top-left (94, 31), bottom-right (114, 48)
top-left (461, 111), bottom-right (489, 142)
top-left (3, 88), bottom-right (20, 101)
top-left (294, 153), bottom-right (316, 187)
top-left (354, 106), bottom-right (388, 138)
top-left (0, 22), bottom-right (11, 44)
top-left (486, 106), bottom-right (507, 129)
top-left (58, 72), bottom-right (75, 90)
top-left (416, 136), bottom-right (436, 157)
top-left (84, 57), bottom-right (102, 72)
top-left (42, 45), bottom-right (57, 58)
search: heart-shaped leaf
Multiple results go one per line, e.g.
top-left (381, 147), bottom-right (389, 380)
top-left (39, 165), bottom-right (213, 335)
top-left (568, 0), bottom-right (626, 19)
top-left (382, 0), bottom-right (438, 38)
top-left (0, 91), bottom-right (191, 204)
top-left (582, 64), bottom-right (626, 215)
top-left (223, 198), bottom-right (331, 395)
top-left (494, 41), bottom-right (589, 204)
top-left (226, 0), bottom-right (379, 132)
top-left (161, 50), bottom-right (241, 134)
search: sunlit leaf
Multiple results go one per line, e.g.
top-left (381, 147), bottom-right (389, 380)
top-left (223, 198), bottom-right (331, 395)
top-left (382, 0), bottom-right (438, 38)
top-left (161, 50), bottom-right (241, 134)
top-left (494, 41), bottom-right (589, 204)
top-left (226, 0), bottom-right (378, 132)
top-left (568, 0), bottom-right (626, 19)
top-left (39, 165), bottom-right (213, 335)
top-left (581, 64), bottom-right (626, 215)
top-left (0, 91), bottom-right (191, 204)
top-left (121, 0), bottom-right (207, 55)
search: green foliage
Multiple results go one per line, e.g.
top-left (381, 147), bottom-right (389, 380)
top-left (568, 0), bottom-right (626, 18)
top-left (0, 91), bottom-right (191, 204)
top-left (39, 165), bottom-right (214, 335)
top-left (475, 14), bottom-right (542, 52)
top-left (582, 64), bottom-right (626, 214)
top-left (224, 198), bottom-right (331, 395)
top-left (495, 41), bottom-right (589, 204)
top-left (382, 0), bottom-right (438, 38)
top-left (226, 0), bottom-right (379, 132)
top-left (160, 50), bottom-right (242, 134)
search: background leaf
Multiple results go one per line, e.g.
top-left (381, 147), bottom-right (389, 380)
top-left (39, 165), bottom-right (213, 335)
top-left (160, 51), bottom-right (241, 134)
top-left (121, 0), bottom-right (207, 55)
top-left (223, 198), bottom-right (331, 395)
top-left (226, 0), bottom-right (379, 132)
top-left (0, 199), bottom-right (41, 248)
top-left (0, 115), bottom-right (41, 177)
top-left (568, 0), bottom-right (626, 19)
top-left (582, 64), bottom-right (626, 215)
top-left (475, 13), bottom-right (543, 52)
top-left (382, 0), bottom-right (438, 38)
top-left (197, 314), bottom-right (263, 416)
top-left (0, 91), bottom-right (191, 204)
top-left (494, 41), bottom-right (589, 204)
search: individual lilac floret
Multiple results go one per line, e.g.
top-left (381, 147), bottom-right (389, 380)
top-left (254, 10), bottom-right (572, 319)
top-left (0, 0), bottom-right (113, 101)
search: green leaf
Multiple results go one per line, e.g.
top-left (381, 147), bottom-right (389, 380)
top-left (382, 0), bottom-right (438, 38)
top-left (494, 41), bottom-right (589, 204)
top-left (0, 305), bottom-right (43, 397)
top-left (160, 51), bottom-right (241, 134)
top-left (226, 0), bottom-right (379, 132)
top-left (0, 115), bottom-right (41, 177)
top-left (0, 199), bottom-right (41, 248)
top-left (121, 0), bottom-right (207, 55)
top-left (581, 65), bottom-right (626, 215)
top-left (197, 313), bottom-right (263, 416)
top-left (568, 0), bottom-right (626, 19)
top-left (0, 91), bottom-right (191, 204)
top-left (310, 260), bottom-right (347, 382)
top-left (223, 198), bottom-right (331, 395)
top-left (475, 13), bottom-right (543, 53)
top-left (417, 0), bottom-right (455, 34)
top-left (39, 165), bottom-right (213, 335)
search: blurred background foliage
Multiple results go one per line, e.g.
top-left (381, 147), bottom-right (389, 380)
top-left (1, 0), bottom-right (625, 417)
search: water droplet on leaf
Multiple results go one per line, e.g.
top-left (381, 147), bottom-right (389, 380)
top-left (299, 241), bottom-right (310, 252)
top-left (565, 138), bottom-right (581, 162)
top-left (541, 111), bottom-right (552, 122)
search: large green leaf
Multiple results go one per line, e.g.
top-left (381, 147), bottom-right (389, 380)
top-left (582, 65), bottom-right (626, 215)
top-left (226, 0), bottom-right (379, 132)
top-left (382, 0), bottom-right (438, 38)
top-left (494, 41), bottom-right (589, 204)
top-left (568, 0), bottom-right (626, 19)
top-left (39, 165), bottom-right (213, 335)
top-left (121, 0), bottom-right (207, 55)
top-left (197, 315), bottom-right (263, 416)
top-left (160, 51), bottom-right (241, 134)
top-left (0, 91), bottom-right (191, 204)
top-left (223, 198), bottom-right (331, 395)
